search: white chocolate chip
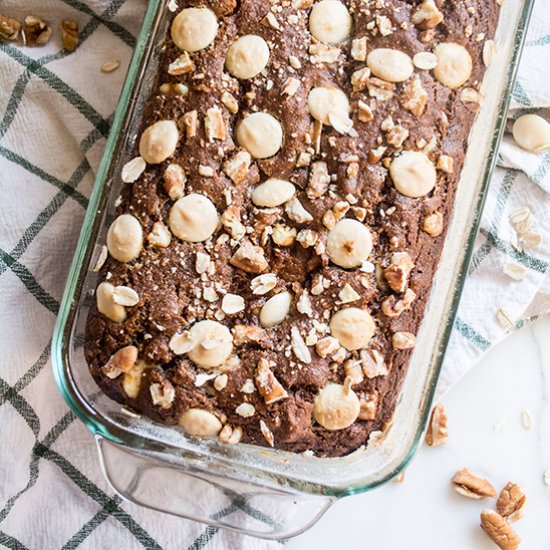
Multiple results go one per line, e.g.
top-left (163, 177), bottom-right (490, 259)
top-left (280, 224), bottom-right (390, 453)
top-left (225, 35), bottom-right (270, 79)
top-left (252, 178), bottom-right (296, 207)
top-left (171, 7), bottom-right (218, 52)
top-left (112, 285), bottom-right (139, 306)
top-left (236, 112), bottom-right (283, 159)
top-left (390, 151), bottom-right (436, 198)
top-left (168, 193), bottom-right (219, 242)
top-left (314, 383), bottom-right (360, 430)
top-left (179, 408), bottom-right (222, 437)
top-left (139, 120), bottom-right (179, 164)
top-left (512, 114), bottom-right (550, 153)
top-left (413, 51), bottom-right (438, 70)
top-left (326, 218), bottom-right (373, 268)
top-left (221, 293), bottom-right (245, 314)
top-left (309, 0), bottom-right (352, 44)
top-left (330, 307), bottom-right (375, 350)
top-left (121, 156), bottom-right (146, 183)
top-left (307, 86), bottom-right (350, 129)
top-left (106, 214), bottom-right (143, 262)
top-left (96, 282), bottom-right (127, 322)
top-left (367, 48), bottom-right (414, 83)
top-left (187, 320), bottom-right (233, 369)
top-left (433, 43), bottom-right (472, 89)
top-left (260, 291), bottom-right (292, 327)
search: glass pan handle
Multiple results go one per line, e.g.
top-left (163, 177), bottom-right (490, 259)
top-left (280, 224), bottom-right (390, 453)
top-left (96, 436), bottom-right (334, 540)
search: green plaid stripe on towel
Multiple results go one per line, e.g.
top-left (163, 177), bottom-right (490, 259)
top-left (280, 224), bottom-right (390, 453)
top-left (0, 0), bottom-right (549, 548)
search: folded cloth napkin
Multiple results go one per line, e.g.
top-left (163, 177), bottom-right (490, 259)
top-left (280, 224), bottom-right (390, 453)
top-left (0, 1), bottom-right (549, 549)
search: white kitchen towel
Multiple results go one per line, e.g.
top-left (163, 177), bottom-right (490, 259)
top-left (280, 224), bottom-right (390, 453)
top-left (0, 0), bottom-right (549, 549)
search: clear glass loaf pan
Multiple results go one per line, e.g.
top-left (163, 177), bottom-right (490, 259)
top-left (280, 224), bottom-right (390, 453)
top-left (52, 0), bottom-right (534, 540)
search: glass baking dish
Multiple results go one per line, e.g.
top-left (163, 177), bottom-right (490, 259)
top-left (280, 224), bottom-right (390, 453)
top-left (51, 0), bottom-right (534, 539)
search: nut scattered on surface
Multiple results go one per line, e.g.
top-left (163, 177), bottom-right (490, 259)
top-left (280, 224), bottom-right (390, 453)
top-left (23, 16), bottom-right (52, 47)
top-left (480, 509), bottom-right (521, 550)
top-left (0, 15), bottom-right (21, 41)
top-left (150, 380), bottom-right (175, 409)
top-left (230, 241), bottom-right (269, 273)
top-left (422, 211), bottom-right (444, 237)
top-left (171, 7), bottom-right (218, 52)
top-left (101, 60), bottom-right (120, 73)
top-left (255, 358), bottom-right (288, 404)
top-left (451, 469), bottom-right (496, 499)
top-left (121, 156), bottom-right (146, 183)
top-left (61, 20), bottom-right (79, 52)
top-left (314, 382), bottom-right (360, 430)
top-left (425, 403), bottom-right (448, 447)
top-left (260, 291), bottom-right (292, 328)
top-left (179, 408), bottom-right (222, 437)
top-left (496, 482), bottom-right (526, 522)
top-left (392, 331), bottom-right (416, 350)
top-left (186, 320), bottom-right (233, 369)
top-left (102, 345), bottom-right (138, 379)
top-left (122, 360), bottom-right (149, 399)
top-left (512, 114), bottom-right (550, 153)
top-left (96, 282), bottom-right (127, 322)
top-left (106, 214), bottom-right (143, 262)
top-left (308, 0), bottom-right (352, 44)
top-left (169, 193), bottom-right (219, 242)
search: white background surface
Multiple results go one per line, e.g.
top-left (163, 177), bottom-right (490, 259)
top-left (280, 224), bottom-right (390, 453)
top-left (287, 316), bottom-right (550, 549)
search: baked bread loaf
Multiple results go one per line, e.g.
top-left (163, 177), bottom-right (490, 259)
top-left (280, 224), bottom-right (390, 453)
top-left (85, 0), bottom-right (499, 456)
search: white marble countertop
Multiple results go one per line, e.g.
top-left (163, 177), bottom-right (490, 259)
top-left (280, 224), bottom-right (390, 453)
top-left (286, 316), bottom-right (550, 549)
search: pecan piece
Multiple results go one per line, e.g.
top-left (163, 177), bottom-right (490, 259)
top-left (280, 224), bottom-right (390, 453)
top-left (61, 20), bottom-right (79, 52)
top-left (480, 509), bottom-right (521, 550)
top-left (255, 358), bottom-right (288, 404)
top-left (451, 469), bottom-right (496, 499)
top-left (384, 252), bottom-right (414, 292)
top-left (23, 15), bottom-right (52, 47)
top-left (0, 15), bottom-right (21, 41)
top-left (230, 241), bottom-right (269, 273)
top-left (425, 403), bottom-right (448, 447)
top-left (496, 482), bottom-right (526, 522)
top-left (232, 324), bottom-right (267, 346)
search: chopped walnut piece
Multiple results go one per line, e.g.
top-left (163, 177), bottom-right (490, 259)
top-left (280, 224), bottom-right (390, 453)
top-left (496, 482), bottom-right (526, 522)
top-left (360, 349), bottom-right (388, 379)
top-left (368, 146), bottom-right (387, 164)
top-left (307, 161), bottom-right (330, 199)
top-left (425, 404), bottom-right (448, 447)
top-left (221, 91), bottom-right (239, 114)
top-left (221, 205), bottom-right (246, 239)
top-left (351, 67), bottom-right (371, 92)
top-left (452, 469), bottom-right (497, 499)
top-left (204, 107), bottom-right (226, 141)
top-left (291, 326), bottom-right (312, 364)
top-left (386, 125), bottom-right (409, 148)
top-left (358, 392), bottom-right (378, 420)
top-left (461, 87), bottom-right (481, 105)
top-left (381, 288), bottom-right (416, 318)
top-left (376, 14), bottom-right (393, 35)
top-left (218, 424), bottom-right (243, 444)
top-left (480, 510), bottom-right (521, 550)
top-left (344, 360), bottom-right (364, 385)
top-left (262, 12), bottom-right (280, 30)
top-left (437, 154), bottom-right (454, 173)
top-left (309, 43), bottom-right (341, 64)
top-left (384, 252), bottom-right (414, 292)
top-left (357, 100), bottom-right (374, 122)
top-left (103, 346), bottom-right (138, 379)
top-left (150, 379), bottom-right (175, 409)
top-left (367, 77), bottom-right (395, 101)
top-left (272, 224), bottom-right (297, 246)
top-left (0, 15), bottom-right (21, 41)
top-left (422, 211), bottom-right (444, 237)
top-left (351, 37), bottom-right (367, 61)
top-left (223, 150), bottom-right (251, 184)
top-left (392, 331), bottom-right (416, 350)
top-left (285, 197), bottom-right (313, 224)
top-left (411, 0), bottom-right (444, 29)
top-left (182, 110), bottom-right (198, 140)
top-left (282, 77), bottom-right (301, 97)
top-left (401, 76), bottom-right (428, 117)
top-left (230, 241), bottom-right (269, 273)
top-left (168, 52), bottom-right (195, 75)
top-left (232, 324), bottom-right (267, 346)
top-left (315, 336), bottom-right (340, 358)
top-left (163, 164), bottom-right (186, 200)
top-left (255, 358), bottom-right (288, 404)
top-left (259, 419), bottom-right (275, 447)
top-left (61, 20), bottom-right (79, 52)
top-left (23, 15), bottom-right (52, 46)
